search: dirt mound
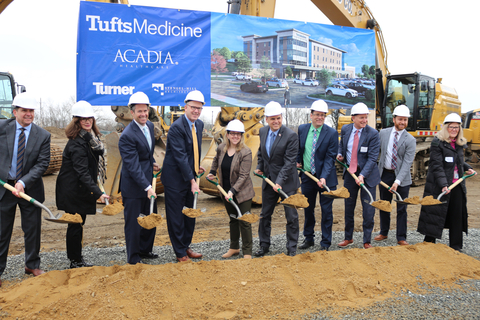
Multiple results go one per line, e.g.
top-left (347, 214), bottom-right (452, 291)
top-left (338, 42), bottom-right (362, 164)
top-left (44, 126), bottom-right (66, 139)
top-left (1, 243), bottom-right (479, 319)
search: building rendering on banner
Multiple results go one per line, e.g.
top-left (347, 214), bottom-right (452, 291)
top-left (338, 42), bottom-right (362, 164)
top-left (243, 29), bottom-right (355, 80)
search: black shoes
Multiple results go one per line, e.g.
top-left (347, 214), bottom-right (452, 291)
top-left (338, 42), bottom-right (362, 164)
top-left (254, 247), bottom-right (269, 257)
top-left (320, 246), bottom-right (329, 251)
top-left (298, 241), bottom-right (314, 250)
top-left (139, 252), bottom-right (159, 259)
top-left (287, 250), bottom-right (296, 257)
top-left (70, 258), bottom-right (93, 269)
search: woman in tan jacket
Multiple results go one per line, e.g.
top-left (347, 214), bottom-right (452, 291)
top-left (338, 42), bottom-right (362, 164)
top-left (207, 120), bottom-right (255, 259)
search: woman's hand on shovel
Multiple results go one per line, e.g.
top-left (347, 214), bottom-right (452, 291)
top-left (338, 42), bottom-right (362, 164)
top-left (225, 191), bottom-right (234, 201)
top-left (99, 194), bottom-right (110, 204)
top-left (467, 168), bottom-right (477, 176)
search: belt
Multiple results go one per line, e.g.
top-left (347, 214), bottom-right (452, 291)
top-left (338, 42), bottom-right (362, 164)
top-left (7, 179), bottom-right (17, 185)
top-left (383, 169), bottom-right (395, 173)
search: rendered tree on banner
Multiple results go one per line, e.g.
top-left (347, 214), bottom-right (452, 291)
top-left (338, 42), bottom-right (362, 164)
top-left (237, 55), bottom-right (252, 76)
top-left (211, 50), bottom-right (227, 79)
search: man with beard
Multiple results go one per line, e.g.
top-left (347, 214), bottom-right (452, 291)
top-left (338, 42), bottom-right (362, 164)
top-left (374, 105), bottom-right (416, 246)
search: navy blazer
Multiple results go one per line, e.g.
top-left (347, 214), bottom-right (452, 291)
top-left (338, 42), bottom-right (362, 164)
top-left (297, 123), bottom-right (338, 188)
top-left (118, 120), bottom-right (155, 198)
top-left (338, 123), bottom-right (380, 188)
top-left (161, 115), bottom-right (203, 190)
top-left (0, 118), bottom-right (50, 202)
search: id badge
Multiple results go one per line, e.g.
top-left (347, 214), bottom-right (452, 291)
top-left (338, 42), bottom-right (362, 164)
top-left (454, 171), bottom-right (459, 179)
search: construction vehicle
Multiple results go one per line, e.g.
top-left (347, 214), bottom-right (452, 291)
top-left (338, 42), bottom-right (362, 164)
top-left (0, 71), bottom-right (63, 175)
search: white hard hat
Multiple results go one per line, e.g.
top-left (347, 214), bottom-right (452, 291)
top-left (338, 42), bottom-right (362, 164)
top-left (311, 100), bottom-right (328, 113)
top-left (12, 92), bottom-right (38, 110)
top-left (226, 119), bottom-right (245, 133)
top-left (443, 113), bottom-right (462, 124)
top-left (350, 103), bottom-right (370, 115)
top-left (72, 100), bottom-right (95, 118)
top-left (184, 90), bottom-right (205, 105)
top-left (265, 101), bottom-right (282, 117)
top-left (392, 105), bottom-right (411, 117)
top-left (128, 92), bottom-right (151, 108)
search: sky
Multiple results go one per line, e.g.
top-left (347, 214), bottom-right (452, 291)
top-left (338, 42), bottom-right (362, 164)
top-left (0, 0), bottom-right (479, 113)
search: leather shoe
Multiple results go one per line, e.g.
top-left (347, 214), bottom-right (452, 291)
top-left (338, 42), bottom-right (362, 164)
top-left (374, 234), bottom-right (388, 241)
top-left (176, 256), bottom-right (191, 262)
top-left (139, 252), bottom-right (159, 259)
top-left (70, 258), bottom-right (93, 269)
top-left (363, 243), bottom-right (373, 249)
top-left (186, 248), bottom-right (202, 259)
top-left (287, 250), bottom-right (296, 257)
top-left (222, 249), bottom-right (240, 258)
top-left (298, 241), bottom-right (314, 250)
top-left (338, 239), bottom-right (354, 248)
top-left (254, 247), bottom-right (269, 257)
top-left (320, 246), bottom-right (329, 251)
top-left (397, 240), bottom-right (409, 246)
top-left (25, 267), bottom-right (45, 276)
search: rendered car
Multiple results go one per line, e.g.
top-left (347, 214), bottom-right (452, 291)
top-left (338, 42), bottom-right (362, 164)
top-left (266, 78), bottom-right (288, 88)
top-left (293, 78), bottom-right (303, 84)
top-left (240, 81), bottom-right (268, 93)
top-left (302, 78), bottom-right (319, 86)
top-left (236, 74), bottom-right (252, 80)
top-left (325, 84), bottom-right (358, 98)
top-left (345, 82), bottom-right (374, 95)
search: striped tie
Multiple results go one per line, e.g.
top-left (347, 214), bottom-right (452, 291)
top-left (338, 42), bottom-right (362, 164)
top-left (392, 131), bottom-right (398, 170)
top-left (16, 128), bottom-right (26, 180)
top-left (192, 124), bottom-right (199, 175)
top-left (310, 129), bottom-right (318, 174)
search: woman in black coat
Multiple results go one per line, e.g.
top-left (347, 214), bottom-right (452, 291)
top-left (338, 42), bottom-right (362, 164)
top-left (56, 101), bottom-right (109, 268)
top-left (417, 113), bottom-right (476, 251)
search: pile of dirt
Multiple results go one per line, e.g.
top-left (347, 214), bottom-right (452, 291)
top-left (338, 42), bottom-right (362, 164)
top-left (44, 126), bottom-right (66, 139)
top-left (1, 243), bottom-right (479, 319)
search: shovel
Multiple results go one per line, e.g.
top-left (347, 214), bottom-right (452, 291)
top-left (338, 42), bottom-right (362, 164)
top-left (379, 181), bottom-right (420, 205)
top-left (0, 178), bottom-right (80, 224)
top-left (98, 177), bottom-right (124, 216)
top-left (137, 170), bottom-right (164, 229)
top-left (297, 167), bottom-right (348, 199)
top-left (253, 172), bottom-right (308, 208)
top-left (336, 159), bottom-right (392, 212)
top-left (182, 172), bottom-right (206, 218)
top-left (434, 173), bottom-right (475, 205)
top-left (206, 176), bottom-right (260, 223)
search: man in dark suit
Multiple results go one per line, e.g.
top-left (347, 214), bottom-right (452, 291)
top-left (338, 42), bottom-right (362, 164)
top-left (0, 92), bottom-right (51, 286)
top-left (337, 103), bottom-right (380, 249)
top-left (254, 101), bottom-right (300, 257)
top-left (374, 105), bottom-right (416, 246)
top-left (118, 91), bottom-right (160, 264)
top-left (297, 100), bottom-right (338, 251)
top-left (161, 90), bottom-right (205, 262)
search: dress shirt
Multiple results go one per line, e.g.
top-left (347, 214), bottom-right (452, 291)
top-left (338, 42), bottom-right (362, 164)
top-left (384, 128), bottom-right (405, 185)
top-left (9, 121), bottom-right (32, 187)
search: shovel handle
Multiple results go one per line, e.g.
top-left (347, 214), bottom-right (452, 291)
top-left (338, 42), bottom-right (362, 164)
top-left (0, 180), bottom-right (34, 204)
top-left (380, 181), bottom-right (403, 201)
top-left (297, 168), bottom-right (330, 192)
top-left (253, 172), bottom-right (288, 198)
top-left (97, 177), bottom-right (110, 206)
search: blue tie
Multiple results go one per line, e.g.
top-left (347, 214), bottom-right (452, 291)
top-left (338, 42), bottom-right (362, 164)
top-left (143, 126), bottom-right (151, 150)
top-left (267, 132), bottom-right (275, 157)
top-left (310, 129), bottom-right (318, 174)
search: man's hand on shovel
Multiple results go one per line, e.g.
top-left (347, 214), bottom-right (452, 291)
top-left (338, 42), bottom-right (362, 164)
top-left (12, 182), bottom-right (25, 198)
top-left (147, 188), bottom-right (157, 199)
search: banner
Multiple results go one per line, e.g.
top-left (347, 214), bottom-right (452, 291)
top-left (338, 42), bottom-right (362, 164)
top-left (77, 2), bottom-right (375, 108)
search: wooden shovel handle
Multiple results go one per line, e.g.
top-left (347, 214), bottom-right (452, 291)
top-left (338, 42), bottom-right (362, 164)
top-left (263, 177), bottom-right (277, 188)
top-left (152, 176), bottom-right (157, 193)
top-left (216, 185), bottom-right (229, 199)
top-left (380, 181), bottom-right (390, 189)
top-left (303, 171), bottom-right (319, 183)
top-left (2, 182), bottom-right (33, 202)
top-left (448, 178), bottom-right (464, 190)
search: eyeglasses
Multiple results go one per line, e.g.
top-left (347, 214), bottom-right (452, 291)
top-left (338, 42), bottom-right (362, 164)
top-left (448, 126), bottom-right (460, 130)
top-left (187, 104), bottom-right (203, 111)
top-left (79, 117), bottom-right (94, 122)
top-left (311, 113), bottom-right (326, 118)
top-left (228, 132), bottom-right (242, 137)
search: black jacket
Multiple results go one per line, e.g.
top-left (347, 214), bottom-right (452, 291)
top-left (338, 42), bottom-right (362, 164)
top-left (56, 134), bottom-right (103, 214)
top-left (417, 137), bottom-right (472, 238)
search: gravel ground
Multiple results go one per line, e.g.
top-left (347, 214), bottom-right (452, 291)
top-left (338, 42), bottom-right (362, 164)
top-left (3, 229), bottom-right (480, 319)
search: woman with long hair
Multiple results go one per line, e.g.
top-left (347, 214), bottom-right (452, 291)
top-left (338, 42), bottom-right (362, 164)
top-left (417, 113), bottom-right (476, 251)
top-left (56, 101), bottom-right (109, 268)
top-left (207, 120), bottom-right (255, 259)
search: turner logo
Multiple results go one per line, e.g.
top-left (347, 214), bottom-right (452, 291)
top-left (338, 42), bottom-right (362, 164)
top-left (152, 83), bottom-right (164, 96)
top-left (93, 82), bottom-right (135, 95)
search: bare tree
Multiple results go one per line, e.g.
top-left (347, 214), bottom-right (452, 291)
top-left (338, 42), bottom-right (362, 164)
top-left (37, 96), bottom-right (74, 128)
top-left (283, 107), bottom-right (310, 131)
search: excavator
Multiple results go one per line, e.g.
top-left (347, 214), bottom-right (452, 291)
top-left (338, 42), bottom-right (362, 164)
top-left (0, 0), bottom-right (464, 196)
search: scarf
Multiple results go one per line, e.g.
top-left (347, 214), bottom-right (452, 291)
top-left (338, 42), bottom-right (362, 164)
top-left (79, 129), bottom-right (106, 183)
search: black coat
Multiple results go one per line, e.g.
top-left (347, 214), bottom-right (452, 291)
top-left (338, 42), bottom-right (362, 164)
top-left (56, 134), bottom-right (103, 215)
top-left (417, 137), bottom-right (472, 239)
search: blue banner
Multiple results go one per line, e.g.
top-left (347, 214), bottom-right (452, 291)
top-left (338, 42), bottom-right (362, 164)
top-left (77, 3), bottom-right (375, 108)
top-left (77, 2), bottom-right (211, 106)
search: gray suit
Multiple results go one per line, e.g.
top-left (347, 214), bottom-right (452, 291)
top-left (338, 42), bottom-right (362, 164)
top-left (257, 125), bottom-right (300, 253)
top-left (378, 127), bottom-right (416, 241)
top-left (378, 127), bottom-right (416, 187)
top-left (0, 118), bottom-right (51, 275)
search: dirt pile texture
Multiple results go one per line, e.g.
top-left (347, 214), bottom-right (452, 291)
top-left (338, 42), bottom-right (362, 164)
top-left (1, 243), bottom-right (479, 319)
